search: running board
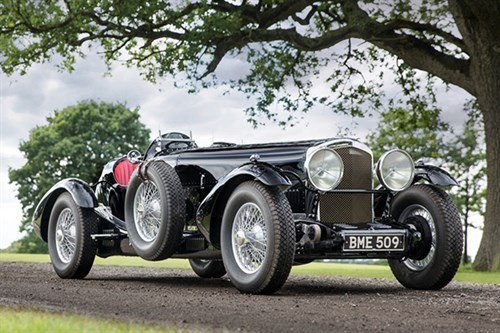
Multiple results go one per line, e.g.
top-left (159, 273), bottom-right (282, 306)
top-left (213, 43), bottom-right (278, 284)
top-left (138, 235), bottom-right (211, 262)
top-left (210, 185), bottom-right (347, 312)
top-left (91, 233), bottom-right (126, 240)
top-left (94, 206), bottom-right (128, 233)
top-left (171, 249), bottom-right (222, 260)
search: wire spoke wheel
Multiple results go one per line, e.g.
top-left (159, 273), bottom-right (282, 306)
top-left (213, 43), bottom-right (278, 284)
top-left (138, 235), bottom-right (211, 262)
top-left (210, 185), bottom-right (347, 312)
top-left (400, 204), bottom-right (437, 271)
top-left (389, 185), bottom-right (462, 290)
top-left (55, 208), bottom-right (77, 264)
top-left (231, 202), bottom-right (268, 274)
top-left (48, 192), bottom-right (97, 279)
top-left (125, 161), bottom-right (185, 261)
top-left (133, 181), bottom-right (162, 242)
top-left (221, 181), bottom-right (295, 294)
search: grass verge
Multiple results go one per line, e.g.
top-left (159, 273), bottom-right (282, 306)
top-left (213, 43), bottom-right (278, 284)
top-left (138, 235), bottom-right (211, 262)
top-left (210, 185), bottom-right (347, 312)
top-left (1, 253), bottom-right (499, 284)
top-left (0, 306), bottom-right (179, 333)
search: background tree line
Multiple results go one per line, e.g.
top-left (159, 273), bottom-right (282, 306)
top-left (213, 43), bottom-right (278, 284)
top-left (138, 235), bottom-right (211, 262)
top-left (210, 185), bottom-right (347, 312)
top-left (6, 101), bottom-right (150, 253)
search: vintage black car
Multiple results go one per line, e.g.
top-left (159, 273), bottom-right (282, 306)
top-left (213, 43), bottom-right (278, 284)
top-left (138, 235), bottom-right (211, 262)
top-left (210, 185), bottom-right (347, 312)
top-left (33, 132), bottom-right (463, 294)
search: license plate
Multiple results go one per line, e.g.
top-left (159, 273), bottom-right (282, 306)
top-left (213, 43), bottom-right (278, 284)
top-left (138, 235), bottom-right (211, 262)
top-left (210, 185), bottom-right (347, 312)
top-left (343, 233), bottom-right (405, 252)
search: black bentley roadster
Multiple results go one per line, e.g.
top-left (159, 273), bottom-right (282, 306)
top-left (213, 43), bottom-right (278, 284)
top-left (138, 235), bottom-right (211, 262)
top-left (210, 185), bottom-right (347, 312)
top-left (33, 132), bottom-right (463, 294)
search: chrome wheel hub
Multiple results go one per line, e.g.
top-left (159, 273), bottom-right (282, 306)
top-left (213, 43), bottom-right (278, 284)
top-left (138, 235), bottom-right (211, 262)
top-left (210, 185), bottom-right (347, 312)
top-left (400, 205), bottom-right (437, 271)
top-left (231, 203), bottom-right (267, 274)
top-left (55, 208), bottom-right (76, 264)
top-left (133, 181), bottom-right (161, 242)
top-left (235, 230), bottom-right (246, 246)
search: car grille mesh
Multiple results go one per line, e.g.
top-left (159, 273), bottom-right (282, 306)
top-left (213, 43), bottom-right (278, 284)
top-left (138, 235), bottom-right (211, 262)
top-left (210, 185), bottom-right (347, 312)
top-left (319, 146), bottom-right (372, 225)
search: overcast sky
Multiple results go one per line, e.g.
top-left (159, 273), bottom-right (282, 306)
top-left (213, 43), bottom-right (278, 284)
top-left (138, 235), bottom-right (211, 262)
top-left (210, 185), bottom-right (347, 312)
top-left (0, 51), bottom-right (483, 258)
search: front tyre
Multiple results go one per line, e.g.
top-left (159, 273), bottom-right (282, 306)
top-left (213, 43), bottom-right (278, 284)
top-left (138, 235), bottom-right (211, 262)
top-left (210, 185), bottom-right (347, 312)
top-left (48, 192), bottom-right (97, 279)
top-left (221, 181), bottom-right (295, 295)
top-left (389, 185), bottom-right (463, 290)
top-left (189, 259), bottom-right (226, 278)
top-left (125, 161), bottom-right (185, 261)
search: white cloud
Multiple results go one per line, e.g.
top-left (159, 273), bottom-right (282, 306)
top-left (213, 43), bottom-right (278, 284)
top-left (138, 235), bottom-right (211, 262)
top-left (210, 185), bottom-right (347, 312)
top-left (0, 197), bottom-right (24, 248)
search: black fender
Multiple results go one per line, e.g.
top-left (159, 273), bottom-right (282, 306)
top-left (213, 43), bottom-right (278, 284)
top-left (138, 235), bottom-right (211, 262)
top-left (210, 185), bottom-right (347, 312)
top-left (375, 164), bottom-right (457, 217)
top-left (32, 178), bottom-right (98, 242)
top-left (413, 164), bottom-right (458, 186)
top-left (196, 162), bottom-right (292, 247)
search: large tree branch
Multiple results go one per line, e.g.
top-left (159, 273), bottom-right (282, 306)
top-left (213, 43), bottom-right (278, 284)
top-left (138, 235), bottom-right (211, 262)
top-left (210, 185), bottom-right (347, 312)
top-left (250, 27), bottom-right (358, 51)
top-left (292, 5), bottom-right (318, 26)
top-left (256, 0), bottom-right (323, 29)
top-left (201, 25), bottom-right (357, 77)
top-left (448, 0), bottom-right (477, 52)
top-left (370, 32), bottom-right (474, 94)
top-left (201, 23), bottom-right (472, 94)
top-left (2, 0), bottom-right (475, 95)
top-left (201, 0), bottom-right (473, 93)
top-left (341, 0), bottom-right (474, 94)
top-left (383, 19), bottom-right (467, 53)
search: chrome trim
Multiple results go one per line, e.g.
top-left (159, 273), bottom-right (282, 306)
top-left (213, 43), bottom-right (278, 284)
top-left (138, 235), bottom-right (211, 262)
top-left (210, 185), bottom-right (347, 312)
top-left (305, 139), bottom-right (373, 192)
top-left (305, 147), bottom-right (344, 191)
top-left (133, 181), bottom-right (162, 242)
top-left (55, 208), bottom-right (76, 264)
top-left (376, 149), bottom-right (415, 192)
top-left (315, 139), bottom-right (373, 159)
top-left (231, 202), bottom-right (267, 274)
top-left (399, 204), bottom-right (436, 271)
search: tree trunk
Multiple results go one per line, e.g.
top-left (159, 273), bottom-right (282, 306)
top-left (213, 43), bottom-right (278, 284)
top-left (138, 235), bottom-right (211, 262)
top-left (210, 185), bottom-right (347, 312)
top-left (470, 21), bottom-right (500, 271)
top-left (463, 193), bottom-right (469, 265)
top-left (473, 103), bottom-right (500, 271)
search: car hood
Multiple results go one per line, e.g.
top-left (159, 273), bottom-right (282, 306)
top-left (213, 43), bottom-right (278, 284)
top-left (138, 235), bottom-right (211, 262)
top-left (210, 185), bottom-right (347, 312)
top-left (160, 137), bottom-right (363, 181)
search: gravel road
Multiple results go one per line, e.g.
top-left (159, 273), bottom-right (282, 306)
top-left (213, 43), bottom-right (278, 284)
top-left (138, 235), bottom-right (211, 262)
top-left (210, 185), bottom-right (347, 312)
top-left (0, 262), bottom-right (498, 332)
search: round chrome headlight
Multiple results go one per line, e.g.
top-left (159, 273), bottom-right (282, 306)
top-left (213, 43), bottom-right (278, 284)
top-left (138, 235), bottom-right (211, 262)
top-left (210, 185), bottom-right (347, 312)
top-left (376, 149), bottom-right (414, 191)
top-left (305, 148), bottom-right (344, 191)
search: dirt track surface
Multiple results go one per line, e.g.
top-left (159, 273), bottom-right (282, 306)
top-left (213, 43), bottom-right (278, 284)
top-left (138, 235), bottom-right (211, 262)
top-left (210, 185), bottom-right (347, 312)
top-left (0, 262), bottom-right (498, 332)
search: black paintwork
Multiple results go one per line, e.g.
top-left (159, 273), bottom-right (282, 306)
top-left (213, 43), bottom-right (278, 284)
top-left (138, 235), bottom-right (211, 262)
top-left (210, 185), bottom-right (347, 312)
top-left (157, 140), bottom-right (322, 247)
top-left (33, 178), bottom-right (98, 241)
top-left (32, 134), bottom-right (456, 260)
top-left (414, 164), bottom-right (458, 186)
top-left (195, 162), bottom-right (293, 243)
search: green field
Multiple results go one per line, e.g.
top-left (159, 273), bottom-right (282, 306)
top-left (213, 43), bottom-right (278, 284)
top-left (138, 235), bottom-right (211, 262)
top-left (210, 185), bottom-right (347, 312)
top-left (1, 253), bottom-right (499, 284)
top-left (0, 307), bottom-right (179, 333)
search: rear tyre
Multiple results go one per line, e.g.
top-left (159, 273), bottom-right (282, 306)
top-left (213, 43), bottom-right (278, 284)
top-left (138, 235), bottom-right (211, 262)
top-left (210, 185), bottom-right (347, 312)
top-left (189, 259), bottom-right (226, 278)
top-left (388, 184), bottom-right (463, 290)
top-left (125, 161), bottom-right (185, 261)
top-left (221, 181), bottom-right (295, 294)
top-left (48, 192), bottom-right (97, 279)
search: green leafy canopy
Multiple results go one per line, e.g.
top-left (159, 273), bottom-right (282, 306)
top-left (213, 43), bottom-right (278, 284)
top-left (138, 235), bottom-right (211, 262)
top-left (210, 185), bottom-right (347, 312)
top-left (8, 100), bottom-right (150, 252)
top-left (367, 105), bottom-right (449, 161)
top-left (0, 0), bottom-right (478, 126)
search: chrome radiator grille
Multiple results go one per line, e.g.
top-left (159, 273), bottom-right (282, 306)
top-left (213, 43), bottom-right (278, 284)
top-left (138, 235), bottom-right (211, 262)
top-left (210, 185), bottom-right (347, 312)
top-left (319, 146), bottom-right (373, 225)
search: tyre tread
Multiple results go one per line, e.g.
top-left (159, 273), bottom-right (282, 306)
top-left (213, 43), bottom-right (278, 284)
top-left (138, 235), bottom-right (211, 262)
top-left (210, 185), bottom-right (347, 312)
top-left (70, 207), bottom-right (98, 279)
top-left (244, 181), bottom-right (295, 295)
top-left (142, 161), bottom-right (185, 261)
top-left (189, 259), bottom-right (226, 278)
top-left (389, 184), bottom-right (463, 290)
top-left (49, 192), bottom-right (97, 279)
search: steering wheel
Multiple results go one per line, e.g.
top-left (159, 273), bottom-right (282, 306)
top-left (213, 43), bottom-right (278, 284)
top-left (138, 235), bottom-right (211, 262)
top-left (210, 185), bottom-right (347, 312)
top-left (127, 149), bottom-right (143, 164)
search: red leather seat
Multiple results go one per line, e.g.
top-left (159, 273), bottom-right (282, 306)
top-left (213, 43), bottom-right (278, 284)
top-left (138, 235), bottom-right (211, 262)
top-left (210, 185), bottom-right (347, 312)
top-left (113, 158), bottom-right (139, 186)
